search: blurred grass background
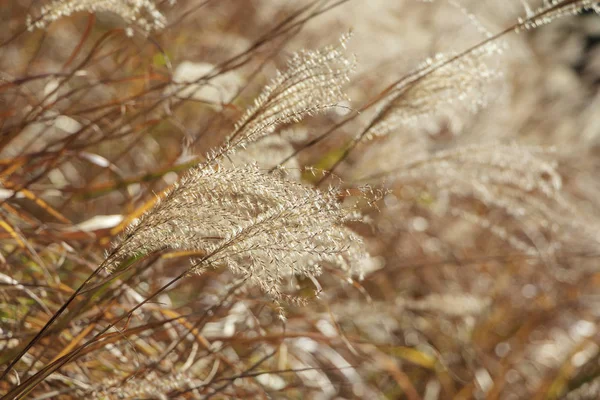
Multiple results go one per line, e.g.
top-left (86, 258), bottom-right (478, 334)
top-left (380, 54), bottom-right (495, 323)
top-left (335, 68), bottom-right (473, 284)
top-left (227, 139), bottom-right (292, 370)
top-left (2, 1), bottom-right (600, 398)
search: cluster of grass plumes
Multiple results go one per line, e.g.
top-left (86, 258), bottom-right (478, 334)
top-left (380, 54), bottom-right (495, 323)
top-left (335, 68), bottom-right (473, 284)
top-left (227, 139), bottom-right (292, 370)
top-left (2, 0), bottom-right (600, 399)
top-left (354, 142), bottom-right (598, 258)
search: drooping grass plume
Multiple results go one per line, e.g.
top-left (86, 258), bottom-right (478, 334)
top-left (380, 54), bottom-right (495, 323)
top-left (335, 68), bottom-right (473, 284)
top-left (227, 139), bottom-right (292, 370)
top-left (365, 42), bottom-right (503, 139)
top-left (218, 33), bottom-right (355, 157)
top-left (110, 162), bottom-right (369, 301)
top-left (357, 143), bottom-right (591, 254)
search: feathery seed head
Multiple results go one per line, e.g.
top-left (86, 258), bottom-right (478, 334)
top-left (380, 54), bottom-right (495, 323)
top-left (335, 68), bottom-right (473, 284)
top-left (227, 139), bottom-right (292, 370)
top-left (366, 43), bottom-right (503, 138)
top-left (360, 143), bottom-right (593, 255)
top-left (27, 0), bottom-right (174, 35)
top-left (220, 33), bottom-right (356, 157)
top-left (109, 163), bottom-right (369, 300)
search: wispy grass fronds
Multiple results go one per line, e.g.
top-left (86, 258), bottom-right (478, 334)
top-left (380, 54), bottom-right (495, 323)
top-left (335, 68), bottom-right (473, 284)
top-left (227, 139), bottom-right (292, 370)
top-left (224, 135), bottom-right (302, 179)
top-left (110, 163), bottom-right (368, 300)
top-left (358, 143), bottom-right (588, 255)
top-left (27, 0), bottom-right (175, 35)
top-left (366, 43), bottom-right (503, 138)
top-left (3, 1), bottom-right (600, 398)
top-left (220, 34), bottom-right (355, 157)
top-left (517, 0), bottom-right (600, 31)
top-left (380, 143), bottom-right (562, 199)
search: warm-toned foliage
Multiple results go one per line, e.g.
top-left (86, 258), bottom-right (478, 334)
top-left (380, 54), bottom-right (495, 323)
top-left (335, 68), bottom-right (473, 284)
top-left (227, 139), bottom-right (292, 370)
top-left (2, 1), bottom-right (600, 399)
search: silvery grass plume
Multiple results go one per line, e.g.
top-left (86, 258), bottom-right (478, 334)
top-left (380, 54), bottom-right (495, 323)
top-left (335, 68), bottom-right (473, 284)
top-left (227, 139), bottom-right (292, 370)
top-left (27, 0), bottom-right (175, 36)
top-left (354, 0), bottom-right (600, 141)
top-left (215, 34), bottom-right (355, 158)
top-left (366, 42), bottom-right (503, 139)
top-left (109, 163), bottom-right (368, 302)
top-left (516, 0), bottom-right (600, 31)
top-left (357, 143), bottom-right (591, 256)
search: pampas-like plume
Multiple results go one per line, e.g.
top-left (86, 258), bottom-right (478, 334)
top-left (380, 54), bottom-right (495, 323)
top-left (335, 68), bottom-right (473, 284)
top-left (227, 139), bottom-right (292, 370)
top-left (27, 0), bottom-right (174, 35)
top-left (109, 163), bottom-right (368, 300)
top-left (366, 43), bottom-right (503, 138)
top-left (383, 143), bottom-right (563, 200)
top-left (517, 0), bottom-right (600, 32)
top-left (358, 143), bottom-right (588, 255)
top-left (219, 34), bottom-right (355, 156)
